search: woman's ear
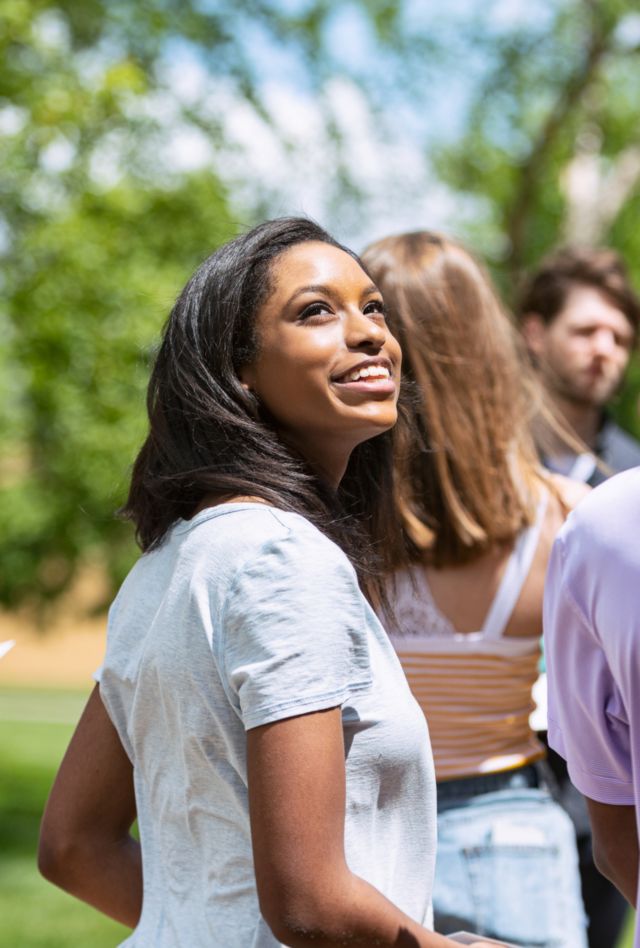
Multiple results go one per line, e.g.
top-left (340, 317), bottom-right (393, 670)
top-left (239, 365), bottom-right (256, 392)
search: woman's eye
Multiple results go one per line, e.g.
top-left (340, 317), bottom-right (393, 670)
top-left (299, 302), bottom-right (333, 321)
top-left (363, 299), bottom-right (387, 318)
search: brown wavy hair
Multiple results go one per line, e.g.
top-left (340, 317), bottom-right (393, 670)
top-left (362, 231), bottom-right (546, 567)
top-left (517, 245), bottom-right (640, 341)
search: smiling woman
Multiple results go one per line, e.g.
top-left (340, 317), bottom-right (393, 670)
top-left (37, 219), bottom-right (482, 948)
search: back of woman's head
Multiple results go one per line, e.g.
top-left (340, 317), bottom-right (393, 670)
top-left (361, 231), bottom-right (542, 566)
top-left (122, 217), bottom-right (400, 596)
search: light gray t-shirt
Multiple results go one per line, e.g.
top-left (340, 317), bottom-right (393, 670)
top-left (100, 504), bottom-right (436, 947)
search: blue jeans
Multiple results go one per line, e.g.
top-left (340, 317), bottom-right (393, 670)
top-left (433, 786), bottom-right (588, 947)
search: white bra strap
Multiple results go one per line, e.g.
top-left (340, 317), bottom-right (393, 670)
top-left (482, 489), bottom-right (549, 640)
top-left (568, 453), bottom-right (597, 483)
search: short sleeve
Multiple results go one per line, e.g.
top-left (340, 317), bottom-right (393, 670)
top-left (94, 595), bottom-right (122, 684)
top-left (220, 522), bottom-right (372, 730)
top-left (544, 534), bottom-right (634, 804)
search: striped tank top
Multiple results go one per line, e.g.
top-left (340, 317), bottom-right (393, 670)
top-left (388, 497), bottom-right (547, 781)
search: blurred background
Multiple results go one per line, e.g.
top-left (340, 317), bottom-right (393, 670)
top-left (1, 1), bottom-right (639, 944)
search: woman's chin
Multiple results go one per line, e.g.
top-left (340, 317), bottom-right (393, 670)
top-left (350, 409), bottom-right (398, 443)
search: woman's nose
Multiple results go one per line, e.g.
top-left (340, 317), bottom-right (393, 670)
top-left (344, 309), bottom-right (387, 350)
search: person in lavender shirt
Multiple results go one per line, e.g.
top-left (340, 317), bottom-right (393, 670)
top-left (544, 467), bottom-right (640, 943)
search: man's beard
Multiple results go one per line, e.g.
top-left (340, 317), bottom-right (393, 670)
top-left (547, 363), bottom-right (625, 410)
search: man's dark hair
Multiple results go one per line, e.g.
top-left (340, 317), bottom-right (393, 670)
top-left (517, 246), bottom-right (640, 340)
top-left (121, 216), bottom-right (402, 601)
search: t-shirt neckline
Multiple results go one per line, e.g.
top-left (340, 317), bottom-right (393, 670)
top-left (173, 502), bottom-right (276, 534)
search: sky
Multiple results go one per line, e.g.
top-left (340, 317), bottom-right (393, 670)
top-left (18, 0), bottom-right (556, 249)
top-left (160, 53), bottom-right (478, 249)
top-left (151, 1), bottom-right (516, 249)
top-left (26, 0), bottom-right (640, 252)
top-left (147, 0), bottom-right (577, 249)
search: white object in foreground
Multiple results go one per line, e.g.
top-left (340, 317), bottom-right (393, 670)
top-left (0, 639), bottom-right (16, 660)
top-left (448, 933), bottom-right (517, 946)
top-left (529, 670), bottom-right (548, 732)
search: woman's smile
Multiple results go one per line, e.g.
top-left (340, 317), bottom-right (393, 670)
top-left (331, 356), bottom-right (396, 396)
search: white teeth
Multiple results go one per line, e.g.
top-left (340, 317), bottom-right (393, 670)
top-left (344, 365), bottom-right (390, 382)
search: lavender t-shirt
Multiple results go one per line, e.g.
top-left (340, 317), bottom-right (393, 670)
top-left (544, 468), bottom-right (640, 942)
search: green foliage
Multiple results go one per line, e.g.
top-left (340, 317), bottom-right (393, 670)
top-left (2, 174), bottom-right (235, 606)
top-left (1, 1), bottom-right (238, 607)
top-left (428, 0), bottom-right (640, 441)
top-left (433, 1), bottom-right (640, 276)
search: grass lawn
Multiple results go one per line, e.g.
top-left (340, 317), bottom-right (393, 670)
top-left (0, 686), bottom-right (130, 947)
top-left (0, 686), bottom-right (635, 947)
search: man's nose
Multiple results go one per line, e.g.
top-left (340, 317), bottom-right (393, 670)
top-left (592, 329), bottom-right (617, 357)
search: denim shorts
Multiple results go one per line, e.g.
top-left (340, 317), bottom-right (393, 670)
top-left (433, 785), bottom-right (588, 947)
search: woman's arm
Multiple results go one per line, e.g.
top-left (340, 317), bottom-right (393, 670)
top-left (586, 798), bottom-right (638, 906)
top-left (38, 684), bottom-right (142, 928)
top-left (247, 706), bottom-right (491, 948)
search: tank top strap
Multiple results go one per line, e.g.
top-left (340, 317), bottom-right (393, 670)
top-left (482, 489), bottom-right (549, 640)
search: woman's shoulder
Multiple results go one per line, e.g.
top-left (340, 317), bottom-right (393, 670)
top-left (535, 472), bottom-right (590, 535)
top-left (178, 502), bottom-right (351, 578)
top-left (546, 472), bottom-right (591, 512)
top-left (528, 472), bottom-right (590, 573)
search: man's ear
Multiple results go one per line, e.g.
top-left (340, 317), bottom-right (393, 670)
top-left (520, 313), bottom-right (548, 359)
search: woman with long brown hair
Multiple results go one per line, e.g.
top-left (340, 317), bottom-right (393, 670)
top-left (363, 231), bottom-right (589, 947)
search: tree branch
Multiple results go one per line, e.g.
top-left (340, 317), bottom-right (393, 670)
top-left (505, 11), bottom-right (615, 280)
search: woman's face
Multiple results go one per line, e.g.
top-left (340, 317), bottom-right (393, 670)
top-left (241, 240), bottom-right (401, 486)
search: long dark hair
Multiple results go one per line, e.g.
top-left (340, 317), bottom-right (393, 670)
top-left (122, 217), bottom-right (402, 601)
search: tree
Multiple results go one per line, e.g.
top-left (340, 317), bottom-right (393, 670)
top-left (427, 0), bottom-right (640, 436)
top-left (430, 2), bottom-right (640, 282)
top-left (1, 3), bottom-right (239, 607)
top-left (1, 173), bottom-right (238, 607)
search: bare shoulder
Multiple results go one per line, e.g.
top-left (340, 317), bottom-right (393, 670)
top-left (546, 473), bottom-right (591, 512)
top-left (535, 472), bottom-right (590, 554)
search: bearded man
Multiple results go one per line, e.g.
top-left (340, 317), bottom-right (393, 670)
top-left (519, 246), bottom-right (640, 486)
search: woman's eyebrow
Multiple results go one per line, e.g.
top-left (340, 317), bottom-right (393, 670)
top-left (284, 284), bottom-right (334, 308)
top-left (284, 282), bottom-right (381, 308)
top-left (360, 283), bottom-right (380, 300)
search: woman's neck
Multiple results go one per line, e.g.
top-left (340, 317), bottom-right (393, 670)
top-left (190, 494), bottom-right (271, 518)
